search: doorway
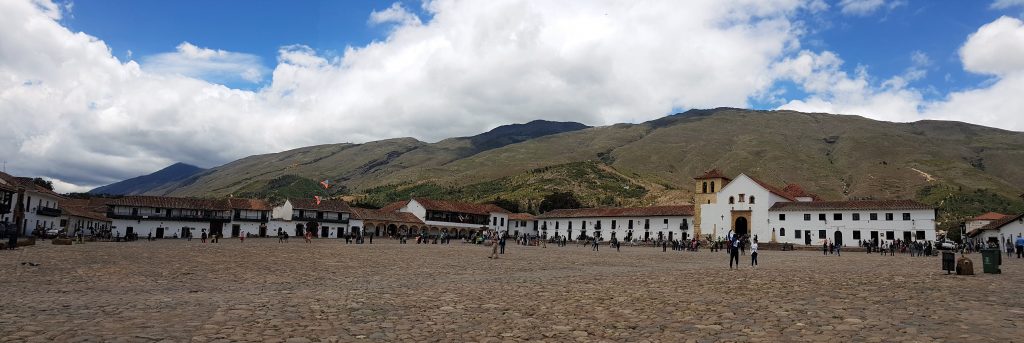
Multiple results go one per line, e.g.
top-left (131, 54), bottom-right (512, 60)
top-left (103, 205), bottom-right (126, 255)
top-left (321, 226), bottom-right (329, 238)
top-left (126, 227), bottom-right (134, 237)
top-left (295, 224), bottom-right (304, 237)
top-left (231, 224), bottom-right (241, 238)
top-left (155, 227), bottom-right (164, 239)
top-left (210, 222), bottom-right (224, 238)
top-left (834, 231), bottom-right (843, 246)
top-left (734, 217), bottom-right (749, 237)
top-left (903, 231), bottom-right (912, 242)
top-left (804, 230), bottom-right (811, 245)
top-left (870, 231), bottom-right (879, 244)
top-left (259, 225), bottom-right (267, 237)
top-left (668, 231), bottom-right (674, 241)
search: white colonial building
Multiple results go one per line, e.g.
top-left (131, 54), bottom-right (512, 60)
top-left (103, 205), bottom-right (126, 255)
top-left (270, 198), bottom-right (353, 238)
top-left (373, 198), bottom-right (511, 237)
top-left (536, 206), bottom-right (694, 242)
top-left (0, 172), bottom-right (64, 235)
top-left (508, 212), bottom-right (538, 237)
top-left (693, 169), bottom-right (937, 246)
top-left (967, 213), bottom-right (1024, 246)
top-left (107, 196), bottom-right (272, 239)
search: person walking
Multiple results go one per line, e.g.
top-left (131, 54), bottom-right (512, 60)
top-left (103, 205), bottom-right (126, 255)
top-left (239, 231), bottom-right (245, 243)
top-left (499, 234), bottom-right (507, 255)
top-left (729, 237), bottom-right (741, 269)
top-left (489, 234), bottom-right (500, 259)
top-left (835, 242), bottom-right (841, 256)
top-left (201, 229), bottom-right (208, 243)
top-left (750, 239), bottom-right (759, 267)
top-left (822, 239), bottom-right (829, 256)
top-left (1016, 235), bottom-right (1024, 258)
top-left (662, 240), bottom-right (667, 252)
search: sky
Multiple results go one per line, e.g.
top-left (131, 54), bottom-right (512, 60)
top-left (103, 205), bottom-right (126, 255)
top-left (2, 0), bottom-right (1024, 193)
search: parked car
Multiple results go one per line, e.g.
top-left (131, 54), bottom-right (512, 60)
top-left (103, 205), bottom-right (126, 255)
top-left (936, 240), bottom-right (957, 250)
top-left (45, 228), bottom-right (62, 238)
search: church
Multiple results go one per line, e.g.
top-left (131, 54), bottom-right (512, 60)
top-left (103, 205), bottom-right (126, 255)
top-left (693, 169), bottom-right (937, 246)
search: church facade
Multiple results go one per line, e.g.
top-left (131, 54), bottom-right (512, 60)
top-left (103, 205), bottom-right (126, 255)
top-left (694, 170), bottom-right (937, 246)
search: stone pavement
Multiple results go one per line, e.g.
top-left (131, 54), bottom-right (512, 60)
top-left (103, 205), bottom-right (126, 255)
top-left (0, 239), bottom-right (1021, 342)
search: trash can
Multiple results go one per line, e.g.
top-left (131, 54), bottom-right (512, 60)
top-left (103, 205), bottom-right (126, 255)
top-left (942, 252), bottom-right (956, 274)
top-left (981, 249), bottom-right (1002, 274)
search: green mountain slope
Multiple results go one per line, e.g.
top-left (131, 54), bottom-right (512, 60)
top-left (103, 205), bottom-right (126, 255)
top-left (147, 108), bottom-right (1024, 232)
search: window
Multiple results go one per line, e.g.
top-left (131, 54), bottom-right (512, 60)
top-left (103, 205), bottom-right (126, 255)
top-left (780, 228), bottom-right (785, 236)
top-left (155, 208), bottom-right (162, 214)
top-left (711, 181), bottom-right (715, 192)
top-left (902, 213), bottom-right (911, 221)
top-left (818, 230), bottom-right (826, 239)
top-left (738, 194), bottom-right (745, 202)
top-left (492, 217), bottom-right (497, 225)
top-left (852, 230), bottom-right (861, 240)
top-left (611, 220), bottom-right (616, 229)
top-left (663, 219), bottom-right (668, 224)
top-left (644, 219), bottom-right (650, 228)
top-left (818, 213), bottom-right (826, 221)
top-left (500, 218), bottom-right (505, 226)
top-left (729, 196), bottom-right (735, 204)
top-left (749, 196), bottom-right (755, 204)
top-left (568, 221), bottom-right (573, 230)
top-left (852, 213), bottom-right (860, 221)
top-left (885, 213), bottom-right (894, 221)
top-left (915, 231), bottom-right (925, 240)
top-left (869, 213), bottom-right (878, 221)
top-left (795, 230), bottom-right (802, 238)
top-left (779, 214), bottom-right (786, 221)
top-left (885, 231), bottom-right (895, 240)
top-left (804, 214), bottom-right (811, 221)
top-left (555, 222), bottom-right (559, 230)
top-left (628, 220), bottom-right (633, 229)
top-left (702, 182), bottom-right (708, 193)
top-left (834, 213), bottom-right (842, 220)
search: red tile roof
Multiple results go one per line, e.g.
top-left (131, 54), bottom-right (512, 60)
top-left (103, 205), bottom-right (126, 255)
top-left (537, 205), bottom-right (695, 219)
top-left (509, 213), bottom-right (536, 221)
top-left (107, 196), bottom-right (231, 210)
top-left (289, 198), bottom-right (352, 213)
top-left (970, 212), bottom-right (1008, 221)
top-left (781, 183), bottom-right (820, 200)
top-left (968, 213), bottom-right (1023, 237)
top-left (0, 172), bottom-right (62, 197)
top-left (227, 198), bottom-right (272, 211)
top-left (747, 176), bottom-right (797, 202)
top-left (694, 168), bottom-right (730, 180)
top-left (412, 198), bottom-right (509, 215)
top-left (768, 200), bottom-right (933, 211)
top-left (379, 200), bottom-right (409, 212)
top-left (350, 207), bottom-right (424, 225)
top-left (61, 201), bottom-right (111, 222)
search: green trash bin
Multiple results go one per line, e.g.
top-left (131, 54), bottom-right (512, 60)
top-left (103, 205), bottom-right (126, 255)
top-left (981, 249), bottom-right (1002, 274)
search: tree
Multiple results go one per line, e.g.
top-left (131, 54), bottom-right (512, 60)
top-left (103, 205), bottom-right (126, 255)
top-left (488, 197), bottom-right (520, 213)
top-left (539, 191), bottom-right (582, 213)
top-left (32, 178), bottom-right (53, 191)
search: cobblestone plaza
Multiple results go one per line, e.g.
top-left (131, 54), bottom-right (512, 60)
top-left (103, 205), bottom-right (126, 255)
top-left (1, 240), bottom-right (1021, 342)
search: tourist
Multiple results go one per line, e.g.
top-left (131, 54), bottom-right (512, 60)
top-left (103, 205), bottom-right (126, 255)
top-left (750, 239), bottom-right (759, 267)
top-left (147, 232), bottom-right (152, 242)
top-left (304, 229), bottom-right (312, 244)
top-left (729, 236), bottom-right (740, 269)
top-left (489, 234), bottom-right (499, 259)
top-left (835, 242), bottom-right (841, 256)
top-left (1016, 235), bottom-right (1024, 258)
top-left (822, 239), bottom-right (829, 256)
top-left (239, 231), bottom-right (245, 243)
top-left (201, 229), bottom-right (208, 243)
top-left (499, 234), bottom-right (507, 255)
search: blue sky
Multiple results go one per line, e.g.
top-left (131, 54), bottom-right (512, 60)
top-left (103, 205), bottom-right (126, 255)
top-left (4, 0), bottom-right (1024, 191)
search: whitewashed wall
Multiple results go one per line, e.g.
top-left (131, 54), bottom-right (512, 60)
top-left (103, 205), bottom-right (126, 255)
top-left (768, 209), bottom-right (936, 246)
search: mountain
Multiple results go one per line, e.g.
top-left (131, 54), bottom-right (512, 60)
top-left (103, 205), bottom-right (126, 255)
top-left (134, 108), bottom-right (1024, 234)
top-left (89, 162), bottom-right (205, 195)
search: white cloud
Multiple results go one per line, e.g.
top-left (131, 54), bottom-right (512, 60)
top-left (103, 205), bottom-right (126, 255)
top-left (838, 0), bottom-right (885, 15)
top-left (991, 0), bottom-right (1024, 9)
top-left (369, 2), bottom-right (422, 26)
top-left (838, 0), bottom-right (904, 16)
top-left (142, 42), bottom-right (268, 83)
top-left (959, 16), bottom-right (1024, 76)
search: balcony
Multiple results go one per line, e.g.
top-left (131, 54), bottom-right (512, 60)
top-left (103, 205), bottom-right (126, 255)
top-left (291, 214), bottom-right (349, 224)
top-left (107, 211), bottom-right (231, 222)
top-left (234, 213), bottom-right (268, 222)
top-left (36, 206), bottom-right (62, 217)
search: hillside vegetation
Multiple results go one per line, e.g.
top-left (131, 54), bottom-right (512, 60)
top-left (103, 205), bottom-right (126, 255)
top-left (103, 108), bottom-right (1024, 227)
